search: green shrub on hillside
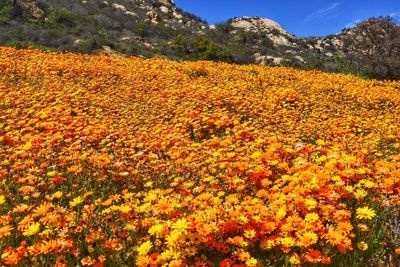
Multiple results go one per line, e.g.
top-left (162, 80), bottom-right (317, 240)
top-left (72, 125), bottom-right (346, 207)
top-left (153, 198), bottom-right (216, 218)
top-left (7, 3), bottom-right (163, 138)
top-left (173, 34), bottom-right (233, 62)
top-left (333, 55), bottom-right (373, 79)
top-left (0, 1), bottom-right (12, 24)
top-left (47, 8), bottom-right (79, 27)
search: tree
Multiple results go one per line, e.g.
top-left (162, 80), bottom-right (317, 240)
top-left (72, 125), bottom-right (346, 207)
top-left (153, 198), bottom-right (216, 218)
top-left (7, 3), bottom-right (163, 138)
top-left (344, 16), bottom-right (400, 80)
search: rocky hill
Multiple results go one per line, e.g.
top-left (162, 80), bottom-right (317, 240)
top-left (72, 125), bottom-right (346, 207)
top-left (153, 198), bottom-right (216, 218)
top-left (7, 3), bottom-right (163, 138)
top-left (0, 0), bottom-right (211, 56)
top-left (0, 0), bottom-right (398, 79)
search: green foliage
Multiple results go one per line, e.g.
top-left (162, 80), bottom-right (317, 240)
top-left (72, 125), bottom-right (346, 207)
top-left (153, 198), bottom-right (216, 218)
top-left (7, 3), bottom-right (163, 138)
top-left (0, 1), bottom-right (12, 24)
top-left (173, 34), bottom-right (233, 62)
top-left (5, 40), bottom-right (51, 51)
top-left (333, 55), bottom-right (373, 79)
top-left (47, 8), bottom-right (79, 28)
top-left (270, 28), bottom-right (281, 36)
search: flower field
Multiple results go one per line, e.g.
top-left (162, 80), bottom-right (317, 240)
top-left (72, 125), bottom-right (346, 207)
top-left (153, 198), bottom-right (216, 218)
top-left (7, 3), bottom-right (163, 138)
top-left (1, 47), bottom-right (400, 266)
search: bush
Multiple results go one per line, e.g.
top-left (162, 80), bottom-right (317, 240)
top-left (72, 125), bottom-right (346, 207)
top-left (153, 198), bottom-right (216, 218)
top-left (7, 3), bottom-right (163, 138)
top-left (0, 1), bottom-right (12, 24)
top-left (47, 8), bottom-right (79, 28)
top-left (333, 55), bottom-right (373, 79)
top-left (173, 34), bottom-right (233, 62)
top-left (5, 40), bottom-right (50, 51)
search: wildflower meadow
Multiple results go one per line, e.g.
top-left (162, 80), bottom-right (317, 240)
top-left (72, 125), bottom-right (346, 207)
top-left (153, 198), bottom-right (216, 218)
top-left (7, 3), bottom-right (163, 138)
top-left (0, 47), bottom-right (400, 266)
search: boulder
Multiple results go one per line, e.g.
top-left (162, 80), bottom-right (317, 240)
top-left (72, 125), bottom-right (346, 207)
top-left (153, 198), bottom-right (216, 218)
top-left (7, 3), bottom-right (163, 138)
top-left (266, 56), bottom-right (284, 66)
top-left (15, 0), bottom-right (45, 21)
top-left (159, 6), bottom-right (169, 14)
top-left (294, 55), bottom-right (305, 63)
top-left (73, 39), bottom-right (83, 46)
top-left (125, 11), bottom-right (138, 17)
top-left (173, 12), bottom-right (183, 19)
top-left (95, 46), bottom-right (125, 58)
top-left (146, 10), bottom-right (159, 24)
top-left (159, 0), bottom-right (175, 7)
top-left (230, 16), bottom-right (290, 36)
top-left (254, 54), bottom-right (266, 65)
top-left (111, 3), bottom-right (127, 12)
top-left (268, 34), bottom-right (291, 47)
top-left (120, 36), bottom-right (133, 42)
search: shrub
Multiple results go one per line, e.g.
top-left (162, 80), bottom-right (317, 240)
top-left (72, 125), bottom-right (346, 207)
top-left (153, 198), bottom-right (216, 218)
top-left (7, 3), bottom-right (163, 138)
top-left (172, 34), bottom-right (233, 62)
top-left (0, 1), bottom-right (12, 24)
top-left (47, 8), bottom-right (79, 28)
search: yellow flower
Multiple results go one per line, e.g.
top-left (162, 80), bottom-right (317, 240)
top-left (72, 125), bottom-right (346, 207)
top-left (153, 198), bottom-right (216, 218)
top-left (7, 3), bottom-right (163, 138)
top-left (305, 213), bottom-right (319, 223)
top-left (137, 241), bottom-right (152, 255)
top-left (47, 171), bottom-right (56, 177)
top-left (345, 185), bottom-right (354, 193)
top-left (251, 151), bottom-right (262, 160)
top-left (362, 180), bottom-right (376, 188)
top-left (23, 222), bottom-right (41, 236)
top-left (52, 191), bottom-right (63, 199)
top-left (279, 237), bottom-right (296, 247)
top-left (245, 258), bottom-right (258, 267)
top-left (166, 231), bottom-right (180, 247)
top-left (123, 192), bottom-right (134, 200)
top-left (160, 249), bottom-right (178, 261)
top-left (144, 181), bottom-right (153, 188)
top-left (124, 222), bottom-right (136, 231)
top-left (244, 229), bottom-right (256, 239)
top-left (69, 196), bottom-right (84, 207)
top-left (298, 231), bottom-right (318, 247)
top-left (0, 195), bottom-right (6, 205)
top-left (357, 241), bottom-right (368, 251)
top-left (276, 208), bottom-right (287, 220)
top-left (354, 189), bottom-right (367, 199)
top-left (304, 197), bottom-right (317, 210)
top-left (119, 205), bottom-right (131, 214)
top-left (316, 139), bottom-right (325, 146)
top-left (289, 254), bottom-right (301, 265)
top-left (148, 224), bottom-right (164, 238)
top-left (356, 206), bottom-right (376, 220)
top-left (172, 218), bottom-right (189, 234)
top-left (22, 141), bottom-right (32, 151)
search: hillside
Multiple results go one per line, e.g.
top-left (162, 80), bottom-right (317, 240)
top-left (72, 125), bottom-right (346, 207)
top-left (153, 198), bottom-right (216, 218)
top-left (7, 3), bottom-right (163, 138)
top-left (0, 0), bottom-right (212, 57)
top-left (1, 0), bottom-right (399, 79)
top-left (1, 47), bottom-right (400, 266)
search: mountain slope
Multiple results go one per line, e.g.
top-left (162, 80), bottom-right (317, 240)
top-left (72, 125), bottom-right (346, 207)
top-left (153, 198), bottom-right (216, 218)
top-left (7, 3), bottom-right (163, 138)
top-left (0, 0), bottom-right (211, 56)
top-left (0, 0), bottom-right (398, 79)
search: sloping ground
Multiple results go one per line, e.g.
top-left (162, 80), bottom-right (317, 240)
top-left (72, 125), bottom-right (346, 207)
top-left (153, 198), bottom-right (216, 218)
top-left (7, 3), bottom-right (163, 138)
top-left (1, 47), bottom-right (400, 266)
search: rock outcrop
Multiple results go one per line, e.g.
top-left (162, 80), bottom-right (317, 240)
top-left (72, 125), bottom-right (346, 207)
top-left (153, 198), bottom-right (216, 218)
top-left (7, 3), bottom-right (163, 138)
top-left (230, 16), bottom-right (290, 35)
top-left (14, 0), bottom-right (45, 20)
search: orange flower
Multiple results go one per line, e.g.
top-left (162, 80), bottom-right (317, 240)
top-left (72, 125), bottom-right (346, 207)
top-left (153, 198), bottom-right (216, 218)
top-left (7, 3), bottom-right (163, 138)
top-left (81, 256), bottom-right (96, 266)
top-left (32, 202), bottom-right (52, 217)
top-left (0, 225), bottom-right (14, 238)
top-left (324, 226), bottom-right (345, 246)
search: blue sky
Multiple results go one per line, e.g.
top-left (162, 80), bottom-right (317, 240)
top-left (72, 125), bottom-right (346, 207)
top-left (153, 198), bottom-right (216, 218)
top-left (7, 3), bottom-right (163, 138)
top-left (174, 0), bottom-right (400, 37)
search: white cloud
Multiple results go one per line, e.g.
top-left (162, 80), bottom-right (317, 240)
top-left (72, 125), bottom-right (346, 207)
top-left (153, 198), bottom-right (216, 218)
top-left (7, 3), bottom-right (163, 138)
top-left (305, 2), bottom-right (341, 22)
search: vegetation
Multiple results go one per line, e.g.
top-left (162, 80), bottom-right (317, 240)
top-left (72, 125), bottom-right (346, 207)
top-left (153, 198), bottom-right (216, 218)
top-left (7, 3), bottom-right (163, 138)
top-left (343, 16), bottom-right (400, 80)
top-left (1, 1), bottom-right (399, 80)
top-left (330, 55), bottom-right (373, 79)
top-left (1, 47), bottom-right (400, 266)
top-left (172, 34), bottom-right (233, 62)
top-left (0, 1), bottom-right (12, 24)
